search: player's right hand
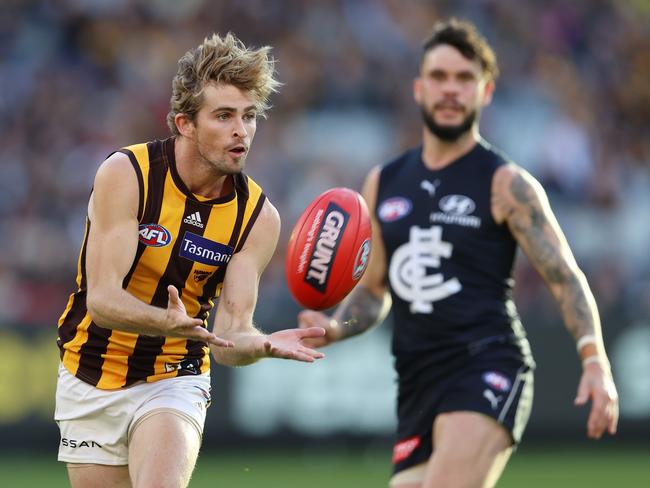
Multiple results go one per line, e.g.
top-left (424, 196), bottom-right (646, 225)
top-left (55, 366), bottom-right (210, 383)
top-left (165, 285), bottom-right (234, 348)
top-left (574, 360), bottom-right (619, 439)
top-left (297, 310), bottom-right (340, 347)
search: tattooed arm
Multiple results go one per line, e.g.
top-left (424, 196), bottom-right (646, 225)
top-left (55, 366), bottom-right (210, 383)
top-left (298, 166), bottom-right (392, 346)
top-left (492, 164), bottom-right (602, 351)
top-left (492, 163), bottom-right (618, 439)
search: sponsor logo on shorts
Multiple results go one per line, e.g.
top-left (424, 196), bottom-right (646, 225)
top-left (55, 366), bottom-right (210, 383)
top-left (138, 223), bottom-right (172, 247)
top-left (61, 438), bottom-right (103, 449)
top-left (193, 385), bottom-right (212, 408)
top-left (482, 371), bottom-right (512, 392)
top-left (179, 232), bottom-right (234, 266)
top-left (392, 435), bottom-right (421, 464)
top-left (378, 197), bottom-right (411, 222)
top-left (352, 239), bottom-right (371, 280)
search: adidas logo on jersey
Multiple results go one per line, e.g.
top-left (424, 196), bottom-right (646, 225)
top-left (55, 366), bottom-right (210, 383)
top-left (184, 212), bottom-right (204, 228)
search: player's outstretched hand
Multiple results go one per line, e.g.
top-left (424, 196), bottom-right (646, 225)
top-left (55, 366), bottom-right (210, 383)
top-left (166, 285), bottom-right (234, 348)
top-left (262, 327), bottom-right (326, 362)
top-left (574, 360), bottom-right (619, 439)
top-left (297, 310), bottom-right (342, 348)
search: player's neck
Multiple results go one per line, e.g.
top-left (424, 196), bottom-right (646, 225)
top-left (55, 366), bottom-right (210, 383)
top-left (174, 137), bottom-right (232, 199)
top-left (420, 127), bottom-right (480, 170)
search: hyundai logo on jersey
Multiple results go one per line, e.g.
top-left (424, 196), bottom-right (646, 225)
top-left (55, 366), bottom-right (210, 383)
top-left (179, 231), bottom-right (234, 266)
top-left (439, 194), bottom-right (476, 216)
top-left (138, 224), bottom-right (172, 247)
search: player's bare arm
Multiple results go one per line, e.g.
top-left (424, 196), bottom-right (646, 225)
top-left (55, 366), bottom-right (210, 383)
top-left (212, 199), bottom-right (325, 366)
top-left (85, 152), bottom-right (232, 347)
top-left (492, 163), bottom-right (618, 438)
top-left (492, 165), bottom-right (602, 350)
top-left (299, 166), bottom-right (391, 345)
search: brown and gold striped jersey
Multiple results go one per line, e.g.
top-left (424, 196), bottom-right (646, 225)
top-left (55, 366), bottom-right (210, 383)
top-left (57, 137), bottom-right (266, 389)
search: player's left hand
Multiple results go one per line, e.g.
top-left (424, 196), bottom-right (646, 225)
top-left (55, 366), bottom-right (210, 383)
top-left (262, 327), bottom-right (326, 362)
top-left (574, 360), bottom-right (619, 439)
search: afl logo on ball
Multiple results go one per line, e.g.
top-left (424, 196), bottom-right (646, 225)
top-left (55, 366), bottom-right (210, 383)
top-left (352, 239), bottom-right (371, 280)
top-left (138, 224), bottom-right (172, 247)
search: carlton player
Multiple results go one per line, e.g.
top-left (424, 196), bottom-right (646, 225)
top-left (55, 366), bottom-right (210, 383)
top-left (299, 19), bottom-right (618, 488)
top-left (55, 33), bottom-right (324, 488)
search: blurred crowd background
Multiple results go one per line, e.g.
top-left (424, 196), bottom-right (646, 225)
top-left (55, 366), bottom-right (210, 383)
top-left (1, 0), bottom-right (649, 448)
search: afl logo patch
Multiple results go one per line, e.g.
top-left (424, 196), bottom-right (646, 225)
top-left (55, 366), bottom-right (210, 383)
top-left (482, 371), bottom-right (511, 392)
top-left (378, 197), bottom-right (412, 222)
top-left (352, 239), bottom-right (371, 280)
top-left (138, 224), bottom-right (172, 247)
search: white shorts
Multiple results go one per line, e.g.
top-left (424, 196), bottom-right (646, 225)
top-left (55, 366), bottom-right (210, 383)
top-left (54, 363), bottom-right (211, 465)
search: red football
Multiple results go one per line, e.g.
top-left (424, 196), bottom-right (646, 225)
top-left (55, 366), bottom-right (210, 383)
top-left (285, 187), bottom-right (372, 310)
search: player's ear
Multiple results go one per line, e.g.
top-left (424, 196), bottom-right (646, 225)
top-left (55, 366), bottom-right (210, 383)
top-left (413, 77), bottom-right (422, 104)
top-left (481, 79), bottom-right (495, 107)
top-left (175, 113), bottom-right (196, 138)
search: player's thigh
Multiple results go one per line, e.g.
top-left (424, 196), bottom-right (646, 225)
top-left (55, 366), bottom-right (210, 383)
top-left (67, 463), bottom-right (131, 488)
top-left (128, 409), bottom-right (203, 488)
top-left (426, 411), bottom-right (512, 487)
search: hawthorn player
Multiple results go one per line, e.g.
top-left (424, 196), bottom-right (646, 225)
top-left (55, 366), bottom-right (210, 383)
top-left (54, 33), bottom-right (324, 488)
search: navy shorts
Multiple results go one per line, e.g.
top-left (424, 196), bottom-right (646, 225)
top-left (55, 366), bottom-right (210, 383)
top-left (391, 346), bottom-right (534, 475)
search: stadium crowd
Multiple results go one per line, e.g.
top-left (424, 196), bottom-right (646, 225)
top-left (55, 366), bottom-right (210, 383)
top-left (1, 0), bottom-right (648, 334)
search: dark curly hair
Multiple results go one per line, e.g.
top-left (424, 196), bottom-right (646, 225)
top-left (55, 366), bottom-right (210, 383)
top-left (422, 18), bottom-right (499, 81)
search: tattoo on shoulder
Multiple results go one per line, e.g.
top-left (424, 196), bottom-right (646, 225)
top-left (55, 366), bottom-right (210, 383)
top-left (508, 172), bottom-right (570, 283)
top-left (510, 173), bottom-right (545, 227)
top-left (334, 287), bottom-right (386, 339)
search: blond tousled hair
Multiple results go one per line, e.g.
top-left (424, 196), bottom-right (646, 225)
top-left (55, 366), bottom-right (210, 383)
top-left (166, 32), bottom-right (281, 135)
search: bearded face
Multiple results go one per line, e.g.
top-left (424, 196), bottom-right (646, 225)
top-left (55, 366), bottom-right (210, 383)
top-left (415, 44), bottom-right (493, 142)
top-left (420, 105), bottom-right (477, 142)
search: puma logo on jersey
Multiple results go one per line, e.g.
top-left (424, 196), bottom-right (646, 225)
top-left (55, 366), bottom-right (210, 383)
top-left (483, 389), bottom-right (503, 410)
top-left (420, 179), bottom-right (440, 197)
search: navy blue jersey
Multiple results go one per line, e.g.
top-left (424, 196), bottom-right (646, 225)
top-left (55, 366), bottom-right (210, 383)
top-left (377, 140), bottom-right (532, 383)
